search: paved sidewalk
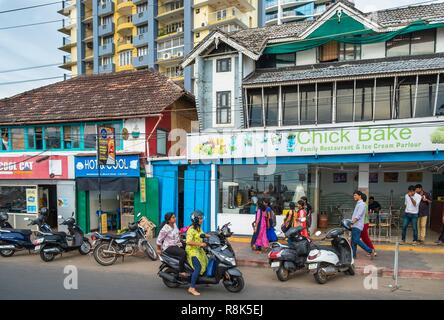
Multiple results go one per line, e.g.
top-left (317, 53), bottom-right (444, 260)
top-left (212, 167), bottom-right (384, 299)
top-left (230, 237), bottom-right (444, 280)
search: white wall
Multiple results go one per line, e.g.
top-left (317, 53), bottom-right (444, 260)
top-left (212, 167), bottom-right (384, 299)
top-left (211, 54), bottom-right (236, 128)
top-left (436, 27), bottom-right (444, 53)
top-left (243, 55), bottom-right (255, 78)
top-left (296, 48), bottom-right (317, 66)
top-left (123, 118), bottom-right (146, 153)
top-left (361, 42), bottom-right (386, 60)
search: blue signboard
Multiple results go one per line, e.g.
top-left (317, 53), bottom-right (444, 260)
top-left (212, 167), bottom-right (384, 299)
top-left (75, 155), bottom-right (140, 178)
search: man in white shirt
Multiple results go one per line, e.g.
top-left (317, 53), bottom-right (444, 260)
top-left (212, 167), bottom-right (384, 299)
top-left (402, 185), bottom-right (422, 245)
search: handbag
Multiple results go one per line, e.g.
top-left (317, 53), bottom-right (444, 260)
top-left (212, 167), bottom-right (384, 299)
top-left (281, 210), bottom-right (295, 233)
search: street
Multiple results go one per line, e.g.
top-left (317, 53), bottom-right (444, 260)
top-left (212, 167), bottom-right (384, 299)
top-left (1, 251), bottom-right (443, 300)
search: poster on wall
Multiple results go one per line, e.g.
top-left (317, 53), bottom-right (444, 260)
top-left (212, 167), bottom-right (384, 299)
top-left (140, 177), bottom-right (146, 203)
top-left (333, 173), bottom-right (347, 183)
top-left (384, 172), bottom-right (399, 183)
top-left (407, 172), bottom-right (423, 182)
top-left (97, 126), bottom-right (116, 165)
top-left (26, 188), bottom-right (38, 214)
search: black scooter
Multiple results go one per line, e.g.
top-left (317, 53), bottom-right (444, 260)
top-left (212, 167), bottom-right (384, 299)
top-left (0, 210), bottom-right (52, 257)
top-left (158, 223), bottom-right (245, 293)
top-left (34, 212), bottom-right (91, 262)
top-left (268, 226), bottom-right (313, 281)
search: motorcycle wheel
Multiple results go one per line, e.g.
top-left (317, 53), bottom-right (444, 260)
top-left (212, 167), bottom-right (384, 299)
top-left (40, 249), bottom-right (55, 262)
top-left (345, 264), bottom-right (355, 276)
top-left (142, 240), bottom-right (158, 261)
top-left (0, 249), bottom-right (15, 257)
top-left (79, 240), bottom-right (91, 255)
top-left (162, 268), bottom-right (180, 288)
top-left (276, 266), bottom-right (290, 282)
top-left (314, 265), bottom-right (329, 284)
top-left (93, 242), bottom-right (118, 266)
top-left (223, 275), bottom-right (245, 293)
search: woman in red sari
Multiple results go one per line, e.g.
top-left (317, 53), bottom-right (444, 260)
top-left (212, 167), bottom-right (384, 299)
top-left (294, 200), bottom-right (309, 238)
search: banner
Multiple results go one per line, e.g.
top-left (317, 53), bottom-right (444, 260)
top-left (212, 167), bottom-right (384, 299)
top-left (187, 124), bottom-right (444, 160)
top-left (98, 126), bottom-right (116, 166)
top-left (26, 188), bottom-right (38, 214)
top-left (0, 156), bottom-right (69, 180)
top-left (75, 155), bottom-right (140, 178)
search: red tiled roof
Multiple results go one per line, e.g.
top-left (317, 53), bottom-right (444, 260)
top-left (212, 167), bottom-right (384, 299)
top-left (0, 69), bottom-right (194, 125)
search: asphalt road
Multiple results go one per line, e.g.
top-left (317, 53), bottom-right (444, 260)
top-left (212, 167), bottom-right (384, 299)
top-left (1, 251), bottom-right (443, 300)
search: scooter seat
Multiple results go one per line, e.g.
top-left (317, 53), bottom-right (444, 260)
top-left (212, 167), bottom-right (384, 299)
top-left (13, 229), bottom-right (33, 236)
top-left (52, 232), bottom-right (67, 236)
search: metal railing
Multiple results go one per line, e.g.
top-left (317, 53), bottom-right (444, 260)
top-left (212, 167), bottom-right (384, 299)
top-left (158, 0), bottom-right (184, 16)
top-left (208, 7), bottom-right (249, 26)
top-left (158, 25), bottom-right (184, 37)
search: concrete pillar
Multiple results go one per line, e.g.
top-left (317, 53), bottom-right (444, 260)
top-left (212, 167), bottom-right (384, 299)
top-left (311, 165), bottom-right (320, 233)
top-left (92, 0), bottom-right (99, 74)
top-left (358, 163), bottom-right (370, 199)
top-left (210, 163), bottom-right (217, 231)
top-left (77, 0), bottom-right (85, 75)
top-left (147, 0), bottom-right (158, 69)
top-left (184, 0), bottom-right (194, 92)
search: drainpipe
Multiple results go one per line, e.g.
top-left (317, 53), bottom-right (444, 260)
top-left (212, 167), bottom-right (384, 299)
top-left (146, 114), bottom-right (163, 177)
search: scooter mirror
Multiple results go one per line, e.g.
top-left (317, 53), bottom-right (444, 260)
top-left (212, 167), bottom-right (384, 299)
top-left (58, 215), bottom-right (63, 219)
top-left (136, 212), bottom-right (141, 218)
top-left (315, 231), bottom-right (322, 237)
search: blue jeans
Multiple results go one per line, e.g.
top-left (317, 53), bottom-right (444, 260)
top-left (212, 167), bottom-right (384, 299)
top-left (402, 213), bottom-right (418, 242)
top-left (351, 227), bottom-right (372, 258)
top-left (190, 256), bottom-right (202, 289)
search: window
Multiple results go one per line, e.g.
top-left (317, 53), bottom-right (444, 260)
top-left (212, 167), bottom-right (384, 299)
top-left (395, 76), bottom-right (416, 119)
top-left (336, 81), bottom-right (354, 123)
top-left (84, 124), bottom-right (96, 149)
top-left (27, 128), bottom-right (35, 149)
top-left (10, 128), bottom-right (25, 150)
top-left (119, 50), bottom-right (132, 66)
top-left (137, 25), bottom-right (148, 35)
top-left (339, 43), bottom-right (361, 61)
top-left (355, 80), bottom-right (374, 121)
top-left (247, 89), bottom-right (263, 127)
top-left (416, 75), bottom-right (437, 118)
top-left (387, 30), bottom-right (436, 57)
top-left (257, 54), bottom-right (276, 69)
top-left (264, 88), bottom-right (279, 126)
top-left (156, 129), bottom-right (167, 155)
top-left (216, 91), bottom-right (231, 125)
top-left (136, 3), bottom-right (148, 13)
top-left (216, 58), bottom-right (231, 73)
top-left (137, 46), bottom-right (148, 57)
top-left (282, 86), bottom-right (298, 126)
top-left (35, 127), bottom-right (43, 150)
top-left (45, 127), bottom-right (61, 149)
top-left (0, 186), bottom-right (30, 213)
top-left (299, 84), bottom-right (316, 125)
top-left (319, 41), bottom-right (339, 62)
top-left (276, 53), bottom-right (295, 68)
top-left (436, 76), bottom-right (444, 116)
top-left (102, 15), bottom-right (113, 26)
top-left (317, 84), bottom-right (333, 124)
top-left (102, 36), bottom-right (113, 45)
top-left (0, 128), bottom-right (8, 150)
top-left (102, 56), bottom-right (113, 66)
top-left (374, 78), bottom-right (394, 121)
top-left (63, 125), bottom-right (81, 149)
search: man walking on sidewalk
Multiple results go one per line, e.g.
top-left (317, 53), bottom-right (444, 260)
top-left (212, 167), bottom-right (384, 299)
top-left (415, 184), bottom-right (432, 244)
top-left (351, 191), bottom-right (374, 259)
top-left (402, 185), bottom-right (422, 245)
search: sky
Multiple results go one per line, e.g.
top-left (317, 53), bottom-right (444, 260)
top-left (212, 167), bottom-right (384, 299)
top-left (0, 0), bottom-right (441, 98)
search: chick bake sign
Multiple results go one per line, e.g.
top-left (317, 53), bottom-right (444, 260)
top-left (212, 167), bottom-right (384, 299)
top-left (0, 156), bottom-right (68, 179)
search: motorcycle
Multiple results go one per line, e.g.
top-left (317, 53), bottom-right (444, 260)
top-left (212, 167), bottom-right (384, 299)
top-left (158, 222), bottom-right (245, 293)
top-left (268, 226), bottom-right (312, 281)
top-left (34, 212), bottom-right (92, 262)
top-left (0, 209), bottom-right (53, 257)
top-left (306, 219), bottom-right (355, 284)
top-left (91, 212), bottom-right (158, 266)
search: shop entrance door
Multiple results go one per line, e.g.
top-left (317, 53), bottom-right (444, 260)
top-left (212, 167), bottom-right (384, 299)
top-left (184, 165), bottom-right (211, 232)
top-left (39, 185), bottom-right (58, 229)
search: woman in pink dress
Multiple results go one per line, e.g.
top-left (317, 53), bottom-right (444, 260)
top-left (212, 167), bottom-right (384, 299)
top-left (295, 200), bottom-right (309, 239)
top-left (251, 200), bottom-right (269, 253)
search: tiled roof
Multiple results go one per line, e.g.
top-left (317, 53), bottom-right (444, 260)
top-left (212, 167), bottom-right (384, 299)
top-left (369, 3), bottom-right (444, 27)
top-left (0, 69), bottom-right (194, 125)
top-left (243, 54), bottom-right (444, 86)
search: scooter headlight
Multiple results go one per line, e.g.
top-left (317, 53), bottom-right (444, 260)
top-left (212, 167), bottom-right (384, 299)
top-left (220, 253), bottom-right (236, 266)
top-left (307, 249), bottom-right (320, 261)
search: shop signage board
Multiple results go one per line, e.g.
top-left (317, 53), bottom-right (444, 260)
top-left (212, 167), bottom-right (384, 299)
top-left (97, 126), bottom-right (116, 165)
top-left (0, 156), bottom-right (68, 180)
top-left (140, 177), bottom-right (146, 203)
top-left (187, 124), bottom-right (444, 160)
top-left (26, 188), bottom-right (38, 213)
top-left (75, 155), bottom-right (140, 178)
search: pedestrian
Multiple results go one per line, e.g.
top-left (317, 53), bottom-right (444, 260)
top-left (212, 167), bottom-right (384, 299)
top-left (282, 202), bottom-right (297, 246)
top-left (415, 184), bottom-right (432, 244)
top-left (156, 212), bottom-right (188, 277)
top-left (351, 191), bottom-right (374, 259)
top-left (264, 198), bottom-right (278, 243)
top-left (185, 211), bottom-right (208, 296)
top-left (295, 200), bottom-right (309, 238)
top-left (301, 196), bottom-right (312, 233)
top-left (251, 200), bottom-right (269, 253)
top-left (368, 196), bottom-right (382, 213)
top-left (249, 195), bottom-right (258, 215)
top-left (402, 185), bottom-right (422, 245)
top-left (361, 206), bottom-right (377, 257)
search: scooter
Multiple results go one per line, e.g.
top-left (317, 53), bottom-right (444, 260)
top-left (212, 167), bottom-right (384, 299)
top-left (268, 226), bottom-right (312, 281)
top-left (306, 219), bottom-right (355, 284)
top-left (91, 212), bottom-right (158, 266)
top-left (34, 212), bottom-right (92, 262)
top-left (0, 210), bottom-right (53, 257)
top-left (158, 222), bottom-right (244, 293)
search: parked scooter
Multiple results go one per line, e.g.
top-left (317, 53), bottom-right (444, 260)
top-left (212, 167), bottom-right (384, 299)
top-left (91, 212), bottom-right (158, 266)
top-left (34, 212), bottom-right (91, 262)
top-left (268, 226), bottom-right (312, 281)
top-left (0, 209), bottom-right (52, 257)
top-left (306, 219), bottom-right (355, 284)
top-left (158, 222), bottom-right (244, 293)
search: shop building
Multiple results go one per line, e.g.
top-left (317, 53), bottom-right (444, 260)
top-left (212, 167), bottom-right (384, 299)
top-left (180, 1), bottom-right (444, 235)
top-left (0, 69), bottom-right (196, 232)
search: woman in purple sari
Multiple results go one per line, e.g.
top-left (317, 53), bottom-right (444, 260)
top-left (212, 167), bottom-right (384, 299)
top-left (251, 200), bottom-right (269, 253)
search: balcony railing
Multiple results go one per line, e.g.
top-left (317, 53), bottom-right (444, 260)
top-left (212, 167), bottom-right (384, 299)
top-left (158, 1), bottom-right (184, 16)
top-left (99, 43), bottom-right (115, 56)
top-left (265, 13), bottom-right (278, 22)
top-left (132, 10), bottom-right (149, 25)
top-left (98, 23), bottom-right (115, 36)
top-left (158, 25), bottom-right (184, 37)
top-left (133, 0), bottom-right (148, 4)
top-left (99, 63), bottom-right (116, 73)
top-left (208, 7), bottom-right (249, 26)
top-left (161, 69), bottom-right (183, 78)
top-left (265, 0), bottom-right (278, 9)
top-left (134, 32), bottom-right (148, 47)
top-left (157, 46), bottom-right (184, 61)
top-left (132, 54), bottom-right (149, 68)
top-left (98, 0), bottom-right (114, 16)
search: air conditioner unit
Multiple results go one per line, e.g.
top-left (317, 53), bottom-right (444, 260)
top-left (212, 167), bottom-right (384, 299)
top-left (163, 52), bottom-right (171, 60)
top-left (177, 51), bottom-right (183, 57)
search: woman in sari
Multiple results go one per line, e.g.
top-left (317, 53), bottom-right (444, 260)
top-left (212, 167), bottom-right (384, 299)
top-left (295, 200), bottom-right (309, 239)
top-left (251, 200), bottom-right (269, 253)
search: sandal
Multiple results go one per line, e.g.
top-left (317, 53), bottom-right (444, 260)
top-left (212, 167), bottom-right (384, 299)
top-left (188, 288), bottom-right (201, 296)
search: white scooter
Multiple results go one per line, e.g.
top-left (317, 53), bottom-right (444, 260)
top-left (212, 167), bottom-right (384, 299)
top-left (306, 219), bottom-right (355, 284)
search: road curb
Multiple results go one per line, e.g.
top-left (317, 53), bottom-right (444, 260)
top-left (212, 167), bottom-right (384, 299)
top-left (237, 259), bottom-right (444, 280)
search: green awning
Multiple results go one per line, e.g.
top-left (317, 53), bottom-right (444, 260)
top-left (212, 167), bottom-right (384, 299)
top-left (264, 19), bottom-right (444, 55)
